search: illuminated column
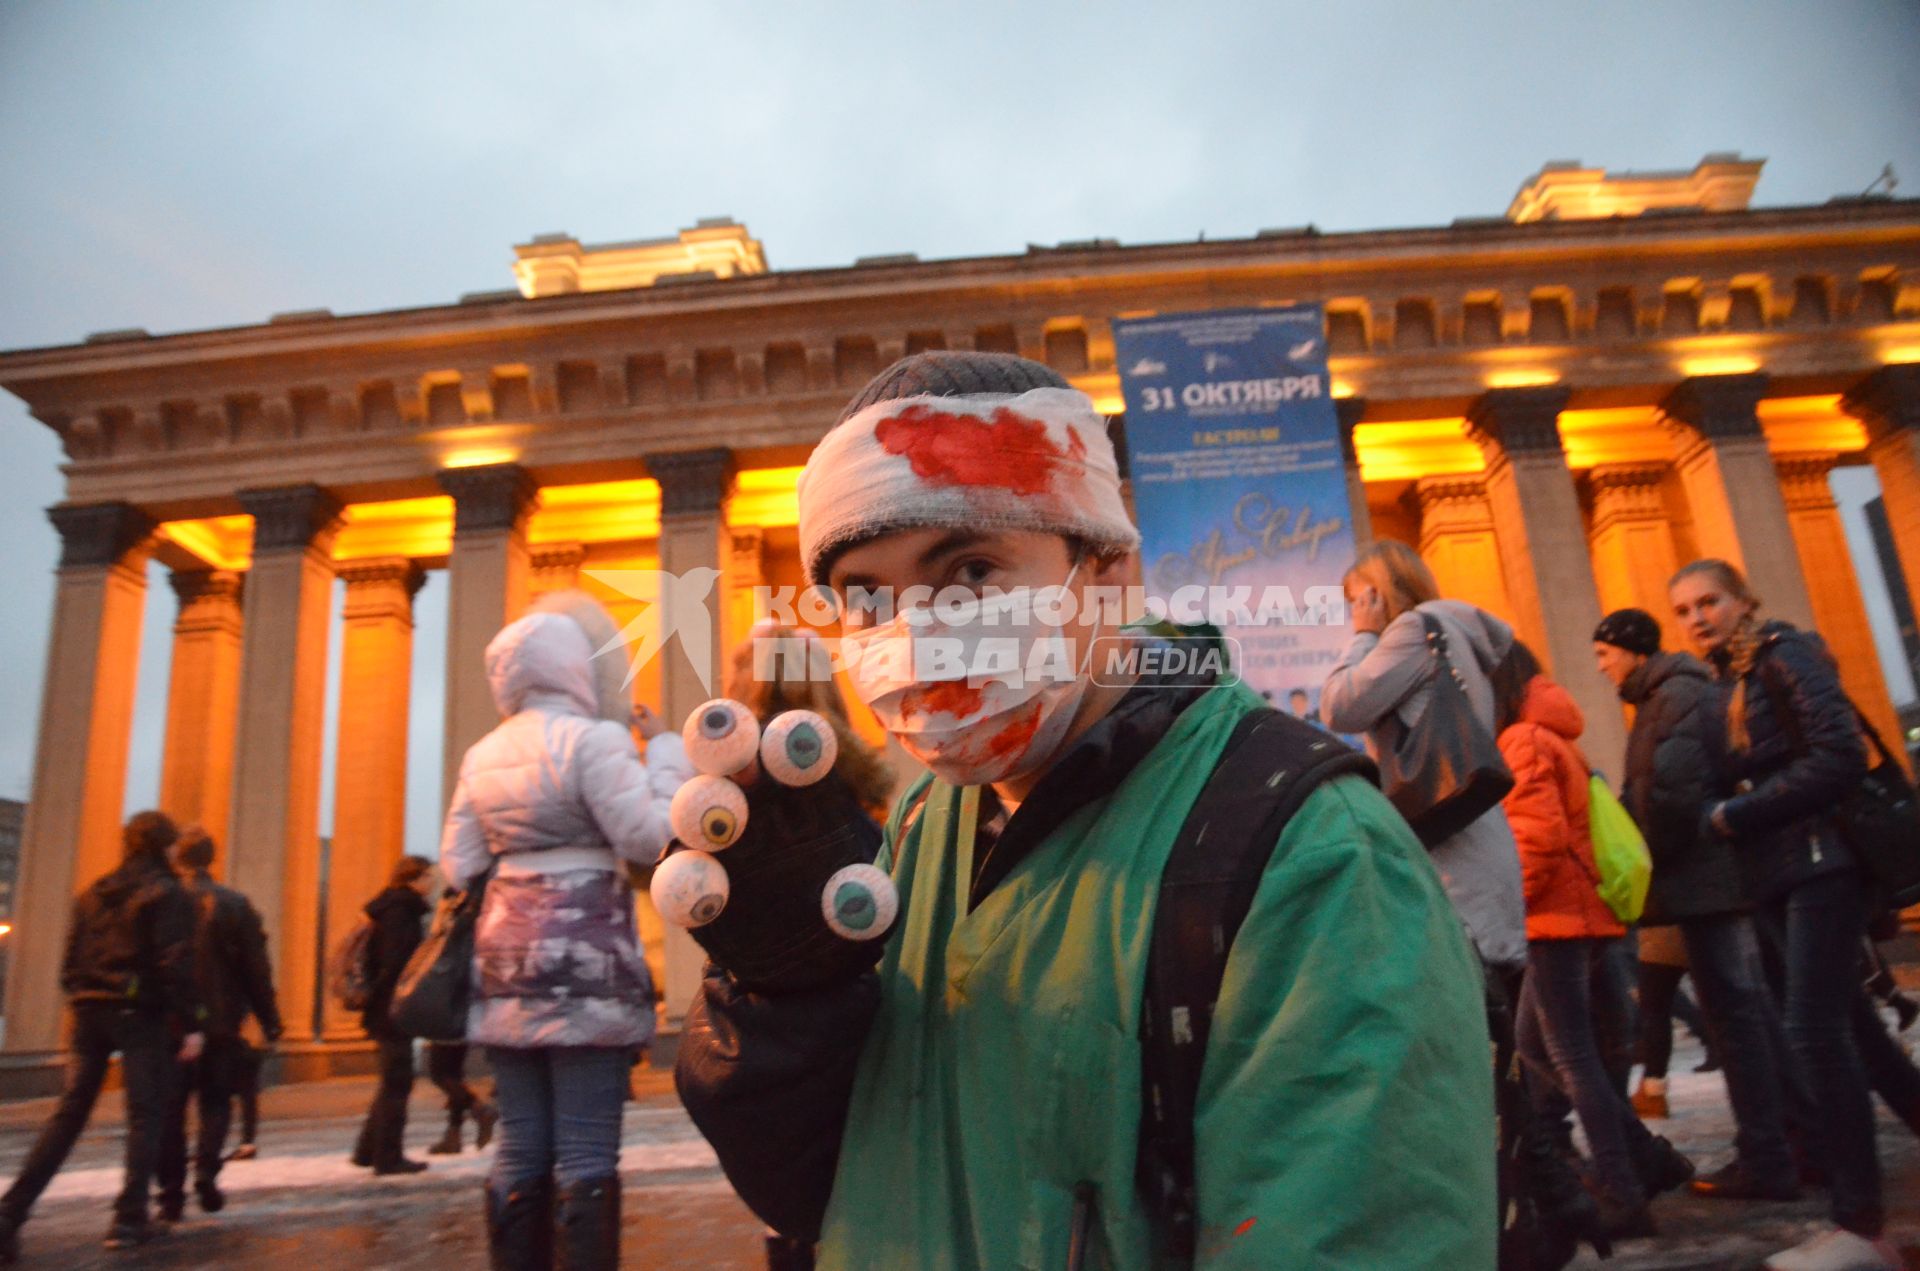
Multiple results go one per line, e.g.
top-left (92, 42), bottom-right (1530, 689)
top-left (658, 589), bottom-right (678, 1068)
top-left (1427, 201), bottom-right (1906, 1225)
top-left (1337, 397), bottom-right (1374, 550)
top-left (437, 464), bottom-right (536, 807)
top-left (1775, 455), bottom-right (1906, 769)
top-left (1468, 386), bottom-right (1626, 772)
top-left (728, 527), bottom-right (766, 655)
top-left (2, 504), bottom-right (152, 1054)
top-left (1847, 365), bottom-right (1920, 620)
top-left (159, 569), bottom-right (245, 837)
top-left (1587, 463), bottom-right (1684, 644)
top-left (1661, 373), bottom-right (1816, 629)
top-left (324, 558), bottom-right (425, 1039)
top-left (229, 484), bottom-right (341, 1043)
top-left (646, 446), bottom-right (735, 1030)
top-left (1412, 476), bottom-right (1513, 622)
top-left (529, 541), bottom-right (586, 595)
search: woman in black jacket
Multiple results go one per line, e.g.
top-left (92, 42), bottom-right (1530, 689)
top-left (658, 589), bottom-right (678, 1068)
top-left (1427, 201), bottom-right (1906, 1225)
top-left (1592, 610), bottom-right (1797, 1200)
top-left (1668, 561), bottom-right (1896, 1271)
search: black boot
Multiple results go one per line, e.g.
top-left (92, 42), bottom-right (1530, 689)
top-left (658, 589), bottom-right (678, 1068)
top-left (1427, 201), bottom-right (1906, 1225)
top-left (765, 1232), bottom-right (815, 1271)
top-left (1522, 1115), bottom-right (1611, 1268)
top-left (350, 1119), bottom-right (373, 1168)
top-left (428, 1109), bottom-right (464, 1155)
top-left (486, 1176), bottom-right (553, 1271)
top-left (0, 1211), bottom-right (19, 1265)
top-left (554, 1176), bottom-right (619, 1271)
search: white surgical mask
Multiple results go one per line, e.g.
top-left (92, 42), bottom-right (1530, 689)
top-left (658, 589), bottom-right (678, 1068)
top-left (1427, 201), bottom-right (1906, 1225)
top-left (840, 565), bottom-right (1091, 786)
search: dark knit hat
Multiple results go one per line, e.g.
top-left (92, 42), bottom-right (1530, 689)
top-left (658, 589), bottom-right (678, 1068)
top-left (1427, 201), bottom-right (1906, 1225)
top-left (836, 351), bottom-right (1070, 423)
top-left (1592, 608), bottom-right (1662, 657)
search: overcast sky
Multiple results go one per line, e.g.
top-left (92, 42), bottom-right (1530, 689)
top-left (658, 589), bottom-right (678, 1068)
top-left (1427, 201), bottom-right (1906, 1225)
top-left (1, 1), bottom-right (1917, 856)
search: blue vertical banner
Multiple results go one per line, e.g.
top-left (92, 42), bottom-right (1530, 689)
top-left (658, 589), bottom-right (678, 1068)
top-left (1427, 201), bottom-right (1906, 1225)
top-left (1112, 303), bottom-right (1357, 719)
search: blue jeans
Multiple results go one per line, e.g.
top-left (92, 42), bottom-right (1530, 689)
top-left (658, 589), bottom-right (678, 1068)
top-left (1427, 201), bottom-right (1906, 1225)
top-left (1677, 913), bottom-right (1797, 1186)
top-left (487, 1046), bottom-right (628, 1193)
top-left (1755, 870), bottom-right (1882, 1237)
top-left (1518, 938), bottom-right (1655, 1207)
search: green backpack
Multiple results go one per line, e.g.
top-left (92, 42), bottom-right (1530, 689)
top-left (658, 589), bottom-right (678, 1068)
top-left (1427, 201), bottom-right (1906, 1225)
top-left (1587, 774), bottom-right (1651, 923)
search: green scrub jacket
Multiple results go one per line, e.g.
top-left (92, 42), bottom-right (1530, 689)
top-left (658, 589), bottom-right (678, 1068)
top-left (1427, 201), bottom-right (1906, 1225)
top-left (817, 682), bottom-right (1497, 1269)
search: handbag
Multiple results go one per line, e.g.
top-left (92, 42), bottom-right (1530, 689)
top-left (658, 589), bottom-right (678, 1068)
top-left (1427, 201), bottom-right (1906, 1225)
top-left (1377, 611), bottom-right (1516, 846)
top-left (1587, 774), bottom-right (1652, 923)
top-left (1834, 716), bottom-right (1920, 909)
top-left (1755, 666), bottom-right (1920, 908)
top-left (389, 868), bottom-right (492, 1042)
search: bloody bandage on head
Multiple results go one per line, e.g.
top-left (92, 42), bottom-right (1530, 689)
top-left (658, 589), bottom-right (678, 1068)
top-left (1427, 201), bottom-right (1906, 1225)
top-left (796, 387), bottom-right (1140, 587)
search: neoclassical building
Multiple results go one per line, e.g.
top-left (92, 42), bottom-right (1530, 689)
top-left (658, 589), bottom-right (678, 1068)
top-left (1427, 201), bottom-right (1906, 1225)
top-left (2, 155), bottom-right (1917, 1084)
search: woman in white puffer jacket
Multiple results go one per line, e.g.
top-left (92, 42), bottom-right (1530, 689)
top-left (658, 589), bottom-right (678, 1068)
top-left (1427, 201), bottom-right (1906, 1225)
top-left (440, 596), bottom-right (692, 1270)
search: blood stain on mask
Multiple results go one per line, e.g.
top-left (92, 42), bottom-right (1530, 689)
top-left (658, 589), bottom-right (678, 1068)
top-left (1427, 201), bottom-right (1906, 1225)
top-left (977, 697), bottom-right (1047, 765)
top-left (873, 406), bottom-right (1085, 495)
top-left (900, 680), bottom-right (987, 722)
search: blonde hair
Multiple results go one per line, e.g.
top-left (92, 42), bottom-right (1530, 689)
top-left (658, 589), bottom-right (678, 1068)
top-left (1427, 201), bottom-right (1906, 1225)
top-left (1344, 539), bottom-right (1441, 624)
top-left (1669, 558), bottom-right (1763, 750)
top-left (723, 626), bottom-right (894, 814)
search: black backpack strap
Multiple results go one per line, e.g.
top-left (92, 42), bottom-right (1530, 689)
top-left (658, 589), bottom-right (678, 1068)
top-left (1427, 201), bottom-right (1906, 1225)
top-left (1137, 708), bottom-right (1378, 1259)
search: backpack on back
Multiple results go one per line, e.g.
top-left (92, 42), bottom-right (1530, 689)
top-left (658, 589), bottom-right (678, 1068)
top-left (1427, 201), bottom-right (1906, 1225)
top-left (1137, 708), bottom-right (1376, 1258)
top-left (326, 915), bottom-right (376, 1012)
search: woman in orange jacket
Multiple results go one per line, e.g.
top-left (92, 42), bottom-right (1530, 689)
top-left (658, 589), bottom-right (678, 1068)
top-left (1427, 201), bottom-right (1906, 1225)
top-left (1492, 641), bottom-right (1692, 1240)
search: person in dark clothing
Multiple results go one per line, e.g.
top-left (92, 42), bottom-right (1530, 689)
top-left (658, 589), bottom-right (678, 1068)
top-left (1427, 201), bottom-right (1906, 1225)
top-left (1670, 562), bottom-right (1898, 1271)
top-left (156, 826), bottom-right (284, 1218)
top-left (0, 811), bottom-right (205, 1263)
top-left (1593, 606), bottom-right (1804, 1205)
top-left (352, 855), bottom-right (434, 1176)
top-left (424, 1043), bottom-right (497, 1155)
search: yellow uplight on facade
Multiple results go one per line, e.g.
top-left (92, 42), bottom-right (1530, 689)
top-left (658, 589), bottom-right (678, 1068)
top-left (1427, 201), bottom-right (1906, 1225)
top-left (1353, 418), bottom-right (1485, 483)
top-left (441, 446), bottom-right (522, 470)
top-left (334, 497), bottom-right (455, 563)
top-left (1483, 369), bottom-right (1561, 389)
top-left (530, 480), bottom-right (661, 544)
top-left (1677, 355), bottom-right (1762, 378)
top-left (1330, 378), bottom-right (1356, 399)
top-left (1884, 346), bottom-right (1920, 366)
top-left (157, 514), bottom-right (254, 572)
top-left (732, 467), bottom-right (803, 529)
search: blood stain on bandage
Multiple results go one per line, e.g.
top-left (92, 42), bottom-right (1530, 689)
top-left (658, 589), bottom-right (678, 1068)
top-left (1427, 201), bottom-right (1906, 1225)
top-left (874, 406), bottom-right (1082, 494)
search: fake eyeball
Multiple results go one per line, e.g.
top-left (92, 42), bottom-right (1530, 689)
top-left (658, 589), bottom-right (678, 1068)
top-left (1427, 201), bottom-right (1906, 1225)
top-left (683, 699), bottom-right (761, 776)
top-left (650, 849), bottom-right (730, 928)
top-left (759, 710), bottom-right (838, 787)
top-left (670, 774), bottom-right (749, 851)
top-left (820, 863), bottom-right (899, 942)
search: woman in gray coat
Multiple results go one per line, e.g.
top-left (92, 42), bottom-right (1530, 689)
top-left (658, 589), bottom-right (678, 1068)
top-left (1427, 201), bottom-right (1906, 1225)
top-left (1320, 540), bottom-right (1527, 970)
top-left (1322, 541), bottom-right (1603, 1267)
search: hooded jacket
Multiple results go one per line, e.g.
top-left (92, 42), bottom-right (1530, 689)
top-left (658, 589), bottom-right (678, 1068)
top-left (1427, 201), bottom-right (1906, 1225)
top-left (1321, 599), bottom-right (1529, 968)
top-left (60, 851), bottom-right (201, 1028)
top-left (1496, 677), bottom-right (1623, 942)
top-left (440, 610), bottom-right (694, 1049)
top-left (1711, 620), bottom-right (1868, 903)
top-left (1618, 651), bottom-right (1746, 923)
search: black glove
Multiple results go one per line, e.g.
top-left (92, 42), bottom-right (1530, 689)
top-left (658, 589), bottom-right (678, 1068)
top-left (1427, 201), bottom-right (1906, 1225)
top-left (682, 771), bottom-right (889, 996)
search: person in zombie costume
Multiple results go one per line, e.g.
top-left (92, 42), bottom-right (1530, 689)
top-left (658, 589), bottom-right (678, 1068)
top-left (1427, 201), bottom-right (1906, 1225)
top-left (676, 352), bottom-right (1496, 1270)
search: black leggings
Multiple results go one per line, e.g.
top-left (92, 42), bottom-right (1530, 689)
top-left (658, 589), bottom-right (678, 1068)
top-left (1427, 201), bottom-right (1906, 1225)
top-left (1636, 963), bottom-right (1710, 1080)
